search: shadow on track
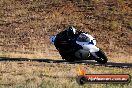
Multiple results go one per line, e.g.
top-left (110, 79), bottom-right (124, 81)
top-left (0, 57), bottom-right (132, 68)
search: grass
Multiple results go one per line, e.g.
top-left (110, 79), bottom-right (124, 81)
top-left (0, 0), bottom-right (131, 87)
top-left (0, 0), bottom-right (131, 60)
top-left (0, 61), bottom-right (131, 88)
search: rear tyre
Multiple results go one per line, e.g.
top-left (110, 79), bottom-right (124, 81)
top-left (64, 57), bottom-right (75, 62)
top-left (64, 54), bottom-right (82, 62)
top-left (61, 54), bottom-right (76, 62)
top-left (95, 49), bottom-right (108, 64)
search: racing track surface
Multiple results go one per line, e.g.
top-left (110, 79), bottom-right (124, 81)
top-left (0, 57), bottom-right (132, 68)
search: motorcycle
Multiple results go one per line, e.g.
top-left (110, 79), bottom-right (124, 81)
top-left (50, 32), bottom-right (108, 64)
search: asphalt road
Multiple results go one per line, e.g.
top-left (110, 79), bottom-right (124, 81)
top-left (0, 57), bottom-right (132, 68)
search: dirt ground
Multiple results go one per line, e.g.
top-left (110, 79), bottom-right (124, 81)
top-left (0, 0), bottom-right (131, 63)
top-left (0, 0), bottom-right (132, 88)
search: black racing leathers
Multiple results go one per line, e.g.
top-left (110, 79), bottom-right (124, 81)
top-left (54, 29), bottom-right (83, 59)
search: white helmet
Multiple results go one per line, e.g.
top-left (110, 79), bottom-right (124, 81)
top-left (67, 26), bottom-right (77, 35)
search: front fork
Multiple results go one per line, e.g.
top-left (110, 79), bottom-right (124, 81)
top-left (75, 46), bottom-right (100, 59)
top-left (83, 44), bottom-right (100, 59)
top-left (90, 52), bottom-right (99, 58)
top-left (89, 45), bottom-right (100, 59)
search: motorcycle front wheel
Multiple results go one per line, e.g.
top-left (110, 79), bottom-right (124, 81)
top-left (94, 49), bottom-right (108, 64)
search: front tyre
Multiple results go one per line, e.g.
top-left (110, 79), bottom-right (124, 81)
top-left (95, 49), bottom-right (108, 64)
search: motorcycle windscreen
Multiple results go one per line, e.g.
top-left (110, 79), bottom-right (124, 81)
top-left (76, 35), bottom-right (96, 45)
top-left (76, 36), bottom-right (90, 42)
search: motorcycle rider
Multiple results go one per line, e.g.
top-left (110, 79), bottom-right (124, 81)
top-left (54, 26), bottom-right (83, 61)
top-left (50, 26), bottom-right (108, 63)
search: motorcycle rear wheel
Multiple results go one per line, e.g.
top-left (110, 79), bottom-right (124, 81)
top-left (64, 57), bottom-right (76, 62)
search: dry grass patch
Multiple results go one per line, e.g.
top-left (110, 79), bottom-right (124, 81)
top-left (0, 61), bottom-right (131, 88)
